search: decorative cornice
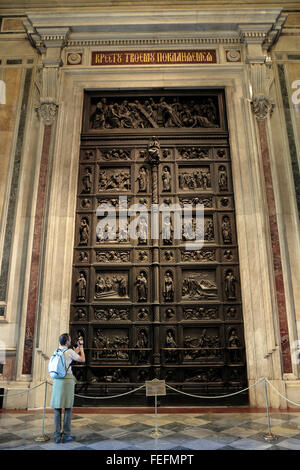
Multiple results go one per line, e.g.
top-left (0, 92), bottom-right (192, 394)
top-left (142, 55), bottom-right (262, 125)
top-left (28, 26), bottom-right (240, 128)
top-left (66, 36), bottom-right (242, 47)
top-left (24, 8), bottom-right (282, 51)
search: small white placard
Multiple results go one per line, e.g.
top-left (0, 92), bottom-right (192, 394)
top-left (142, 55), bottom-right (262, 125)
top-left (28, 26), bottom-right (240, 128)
top-left (146, 379), bottom-right (166, 396)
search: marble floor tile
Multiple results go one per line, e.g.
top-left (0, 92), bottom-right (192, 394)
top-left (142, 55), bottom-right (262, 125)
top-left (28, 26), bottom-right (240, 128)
top-left (88, 439), bottom-right (130, 450)
top-left (220, 426), bottom-right (265, 438)
top-left (0, 410), bottom-right (300, 450)
top-left (267, 426), bottom-right (299, 437)
top-left (180, 438), bottom-right (226, 450)
top-left (229, 438), bottom-right (273, 450)
top-left (97, 426), bottom-right (133, 438)
top-left (275, 438), bottom-right (300, 450)
top-left (179, 427), bottom-right (216, 438)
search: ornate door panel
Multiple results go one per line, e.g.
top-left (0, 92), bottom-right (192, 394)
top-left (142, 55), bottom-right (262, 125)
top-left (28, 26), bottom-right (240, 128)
top-left (70, 90), bottom-right (248, 405)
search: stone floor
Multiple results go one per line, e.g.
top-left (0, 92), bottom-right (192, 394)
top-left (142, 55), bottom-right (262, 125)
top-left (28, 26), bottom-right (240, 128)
top-left (0, 409), bottom-right (300, 450)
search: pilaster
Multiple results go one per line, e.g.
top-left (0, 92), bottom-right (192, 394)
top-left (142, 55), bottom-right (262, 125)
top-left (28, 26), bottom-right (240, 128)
top-left (21, 22), bottom-right (69, 375)
top-left (240, 17), bottom-right (293, 376)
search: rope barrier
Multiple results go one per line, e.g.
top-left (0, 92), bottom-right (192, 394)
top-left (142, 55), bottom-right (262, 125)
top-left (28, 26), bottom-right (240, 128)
top-left (0, 380), bottom-right (47, 398)
top-left (1, 376), bottom-right (300, 407)
top-left (74, 384), bottom-right (146, 399)
top-left (265, 379), bottom-right (300, 408)
top-left (165, 378), bottom-right (264, 399)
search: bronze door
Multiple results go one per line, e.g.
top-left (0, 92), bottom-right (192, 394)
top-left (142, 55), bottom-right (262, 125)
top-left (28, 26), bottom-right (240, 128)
top-left (70, 89), bottom-right (248, 405)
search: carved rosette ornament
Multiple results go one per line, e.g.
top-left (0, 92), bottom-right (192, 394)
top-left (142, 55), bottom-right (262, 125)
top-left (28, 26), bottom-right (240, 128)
top-left (250, 96), bottom-right (274, 121)
top-left (38, 102), bottom-right (58, 125)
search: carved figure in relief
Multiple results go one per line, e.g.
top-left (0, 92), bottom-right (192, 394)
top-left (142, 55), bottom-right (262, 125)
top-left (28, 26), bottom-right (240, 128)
top-left (184, 329), bottom-right (220, 360)
top-left (226, 307), bottom-right (237, 319)
top-left (184, 307), bottom-right (217, 320)
top-left (165, 329), bottom-right (177, 362)
top-left (135, 329), bottom-right (149, 363)
top-left (182, 217), bottom-right (194, 241)
top-left (75, 308), bottom-right (87, 321)
top-left (224, 270), bottom-right (236, 300)
top-left (98, 169), bottom-right (131, 192)
top-left (94, 274), bottom-right (127, 299)
top-left (228, 328), bottom-right (241, 362)
top-left (218, 165), bottom-right (228, 191)
top-left (179, 168), bottom-right (211, 191)
top-left (103, 148), bottom-right (131, 160)
top-left (162, 166), bottom-right (171, 192)
top-left (224, 249), bottom-right (233, 261)
top-left (81, 168), bottom-right (92, 194)
top-left (181, 249), bottom-right (215, 262)
top-left (147, 136), bottom-right (160, 164)
top-left (221, 216), bottom-right (232, 244)
top-left (138, 250), bottom-right (148, 261)
top-left (89, 96), bottom-right (219, 129)
top-left (90, 98), bottom-right (107, 129)
top-left (79, 251), bottom-right (88, 262)
top-left (220, 197), bottom-right (229, 207)
top-left (165, 308), bottom-right (175, 319)
top-left (182, 273), bottom-right (217, 300)
top-left (81, 198), bottom-right (91, 208)
top-left (136, 167), bottom-right (148, 192)
top-left (204, 219), bottom-right (214, 241)
top-left (162, 149), bottom-right (171, 159)
top-left (137, 216), bottom-right (148, 245)
top-left (180, 147), bottom-right (209, 159)
top-left (135, 271), bottom-right (148, 302)
top-left (85, 150), bottom-right (94, 160)
top-left (79, 218), bottom-right (89, 245)
top-left (162, 216), bottom-right (173, 245)
top-left (164, 250), bottom-right (174, 261)
top-left (95, 307), bottom-right (129, 321)
top-left (217, 149), bottom-right (226, 158)
top-left (76, 272), bottom-right (87, 301)
top-left (138, 308), bottom-right (149, 320)
top-left (163, 271), bottom-right (174, 302)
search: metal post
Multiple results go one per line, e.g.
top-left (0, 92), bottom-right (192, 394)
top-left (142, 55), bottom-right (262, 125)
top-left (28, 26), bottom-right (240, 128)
top-left (263, 378), bottom-right (278, 442)
top-left (35, 381), bottom-right (50, 442)
top-left (151, 394), bottom-right (161, 439)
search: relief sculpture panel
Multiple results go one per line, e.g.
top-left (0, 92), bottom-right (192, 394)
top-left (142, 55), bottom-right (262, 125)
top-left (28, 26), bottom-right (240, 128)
top-left (70, 90), bottom-right (247, 405)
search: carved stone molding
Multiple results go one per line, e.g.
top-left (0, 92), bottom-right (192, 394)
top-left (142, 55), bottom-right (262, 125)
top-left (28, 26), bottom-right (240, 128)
top-left (251, 96), bottom-right (274, 121)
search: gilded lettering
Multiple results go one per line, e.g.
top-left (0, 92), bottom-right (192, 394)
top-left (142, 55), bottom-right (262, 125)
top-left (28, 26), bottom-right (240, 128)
top-left (96, 54), bottom-right (105, 64)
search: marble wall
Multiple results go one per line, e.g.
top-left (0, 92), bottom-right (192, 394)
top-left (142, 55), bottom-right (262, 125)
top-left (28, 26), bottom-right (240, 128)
top-left (0, 7), bottom-right (299, 408)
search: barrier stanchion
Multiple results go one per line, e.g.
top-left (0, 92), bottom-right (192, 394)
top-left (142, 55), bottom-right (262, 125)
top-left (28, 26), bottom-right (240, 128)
top-left (146, 379), bottom-right (166, 439)
top-left (151, 394), bottom-right (161, 439)
top-left (262, 378), bottom-right (278, 442)
top-left (34, 381), bottom-right (50, 442)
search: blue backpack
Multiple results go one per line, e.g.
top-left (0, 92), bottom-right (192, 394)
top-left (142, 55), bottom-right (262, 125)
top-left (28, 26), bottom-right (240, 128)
top-left (48, 348), bottom-right (70, 379)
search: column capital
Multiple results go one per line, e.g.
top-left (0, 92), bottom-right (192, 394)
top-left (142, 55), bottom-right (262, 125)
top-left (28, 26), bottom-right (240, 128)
top-left (38, 102), bottom-right (59, 126)
top-left (251, 96), bottom-right (275, 122)
top-left (24, 20), bottom-right (70, 124)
